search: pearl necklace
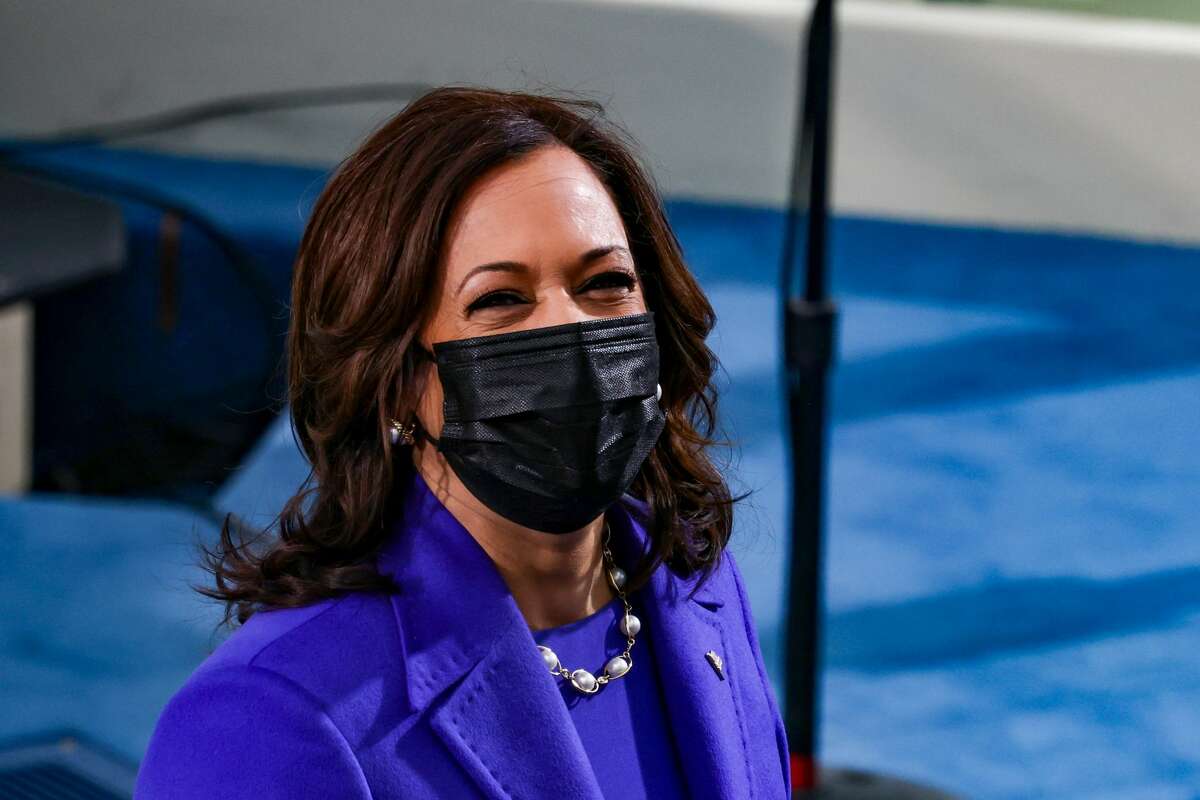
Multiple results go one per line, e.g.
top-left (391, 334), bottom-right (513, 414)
top-left (536, 522), bottom-right (641, 695)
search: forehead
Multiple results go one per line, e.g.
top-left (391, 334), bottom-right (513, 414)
top-left (440, 145), bottom-right (628, 274)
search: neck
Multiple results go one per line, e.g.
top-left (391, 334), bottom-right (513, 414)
top-left (413, 446), bottom-right (616, 631)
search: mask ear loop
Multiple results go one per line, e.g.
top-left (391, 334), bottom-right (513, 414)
top-left (413, 421), bottom-right (440, 448)
top-left (399, 342), bottom-right (442, 449)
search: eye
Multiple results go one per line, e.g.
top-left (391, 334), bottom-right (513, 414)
top-left (581, 270), bottom-right (637, 293)
top-left (466, 290), bottom-right (526, 314)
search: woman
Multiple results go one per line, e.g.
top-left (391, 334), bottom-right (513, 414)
top-left (135, 86), bottom-right (790, 799)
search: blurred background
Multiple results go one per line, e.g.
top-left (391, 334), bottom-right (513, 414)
top-left (1, 0), bottom-right (1197, 797)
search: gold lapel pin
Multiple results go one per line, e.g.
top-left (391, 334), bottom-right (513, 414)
top-left (705, 650), bottom-right (725, 680)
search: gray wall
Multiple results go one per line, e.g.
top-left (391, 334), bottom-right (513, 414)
top-left (3, 0), bottom-right (1198, 242)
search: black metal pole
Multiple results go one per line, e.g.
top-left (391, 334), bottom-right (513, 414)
top-left (779, 7), bottom-right (963, 798)
top-left (781, 0), bottom-right (838, 791)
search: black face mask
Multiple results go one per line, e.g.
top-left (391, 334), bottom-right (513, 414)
top-left (418, 311), bottom-right (667, 534)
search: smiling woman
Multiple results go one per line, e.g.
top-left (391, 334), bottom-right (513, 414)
top-left (134, 86), bottom-right (790, 799)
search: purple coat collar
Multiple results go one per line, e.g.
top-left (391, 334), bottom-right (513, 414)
top-left (376, 467), bottom-right (753, 800)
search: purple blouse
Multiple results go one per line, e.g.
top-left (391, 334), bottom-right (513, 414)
top-left (531, 595), bottom-right (689, 799)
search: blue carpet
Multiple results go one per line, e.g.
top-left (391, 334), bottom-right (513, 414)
top-left (0, 496), bottom-right (219, 762)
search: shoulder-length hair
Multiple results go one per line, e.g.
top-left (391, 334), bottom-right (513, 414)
top-left (202, 85), bottom-right (742, 626)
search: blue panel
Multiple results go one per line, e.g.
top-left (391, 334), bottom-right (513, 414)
top-left (7, 145), bottom-right (330, 500)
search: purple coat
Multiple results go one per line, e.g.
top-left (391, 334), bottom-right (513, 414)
top-left (135, 469), bottom-right (791, 798)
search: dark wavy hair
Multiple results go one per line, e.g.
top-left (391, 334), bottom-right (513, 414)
top-left (201, 85), bottom-right (745, 626)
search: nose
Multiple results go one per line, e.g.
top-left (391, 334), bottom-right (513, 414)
top-left (523, 289), bottom-right (599, 330)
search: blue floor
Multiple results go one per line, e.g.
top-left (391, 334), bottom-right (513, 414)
top-left (683, 208), bottom-right (1200, 798)
top-left (0, 497), bottom-right (219, 760)
top-left (2, 148), bottom-right (1198, 798)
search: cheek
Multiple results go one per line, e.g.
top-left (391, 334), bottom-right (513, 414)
top-left (629, 286), bottom-right (649, 313)
top-left (415, 363), bottom-right (446, 433)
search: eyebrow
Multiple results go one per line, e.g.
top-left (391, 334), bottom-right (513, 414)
top-left (454, 245), bottom-right (631, 297)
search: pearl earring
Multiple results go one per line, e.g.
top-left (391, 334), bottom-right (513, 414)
top-left (389, 418), bottom-right (416, 446)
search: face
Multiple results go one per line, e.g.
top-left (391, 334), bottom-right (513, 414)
top-left (414, 144), bottom-right (648, 441)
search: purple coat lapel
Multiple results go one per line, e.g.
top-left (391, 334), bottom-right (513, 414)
top-left (376, 469), bottom-right (754, 800)
top-left (612, 506), bottom-right (758, 800)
